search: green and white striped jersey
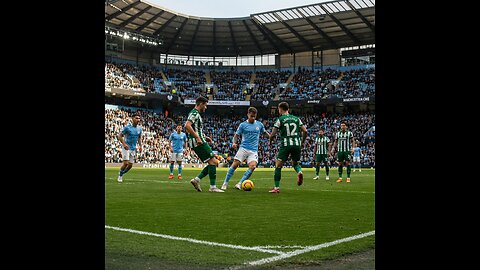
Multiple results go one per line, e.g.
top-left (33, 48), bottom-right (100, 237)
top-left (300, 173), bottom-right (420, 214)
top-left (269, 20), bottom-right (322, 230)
top-left (314, 135), bottom-right (330, 155)
top-left (335, 130), bottom-right (353, 152)
top-left (186, 108), bottom-right (205, 148)
top-left (273, 114), bottom-right (304, 147)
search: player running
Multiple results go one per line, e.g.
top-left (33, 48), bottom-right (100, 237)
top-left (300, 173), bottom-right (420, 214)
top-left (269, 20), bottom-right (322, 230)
top-left (168, 124), bottom-right (188, 179)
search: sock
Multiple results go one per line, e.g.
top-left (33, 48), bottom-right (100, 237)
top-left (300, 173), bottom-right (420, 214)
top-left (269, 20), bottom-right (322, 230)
top-left (325, 164), bottom-right (329, 176)
top-left (210, 185), bottom-right (216, 189)
top-left (315, 164), bottom-right (320, 176)
top-left (208, 165), bottom-right (216, 186)
top-left (347, 165), bottom-right (351, 177)
top-left (123, 166), bottom-right (132, 175)
top-left (239, 169), bottom-right (253, 184)
top-left (178, 165), bottom-right (182, 175)
top-left (274, 168), bottom-right (281, 188)
top-left (224, 167), bottom-right (236, 184)
top-left (119, 169), bottom-right (125, 176)
top-left (197, 166), bottom-right (209, 179)
top-left (293, 164), bottom-right (302, 173)
top-left (169, 163), bottom-right (174, 174)
top-left (338, 165), bottom-right (343, 178)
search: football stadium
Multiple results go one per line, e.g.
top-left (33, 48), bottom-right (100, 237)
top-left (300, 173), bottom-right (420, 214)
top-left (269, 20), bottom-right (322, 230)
top-left (105, 0), bottom-right (375, 269)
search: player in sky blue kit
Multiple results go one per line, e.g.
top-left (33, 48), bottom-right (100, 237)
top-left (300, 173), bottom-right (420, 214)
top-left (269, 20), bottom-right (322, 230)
top-left (221, 107), bottom-right (270, 190)
top-left (352, 142), bottom-right (363, 172)
top-left (117, 113), bottom-right (143, 183)
top-left (168, 124), bottom-right (188, 179)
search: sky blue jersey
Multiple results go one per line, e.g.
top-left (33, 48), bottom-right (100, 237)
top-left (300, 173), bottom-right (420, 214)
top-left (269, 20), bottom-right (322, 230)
top-left (122, 124), bottom-right (142, 151)
top-left (169, 132), bottom-right (187, 153)
top-left (235, 120), bottom-right (266, 152)
top-left (353, 147), bottom-right (361, 157)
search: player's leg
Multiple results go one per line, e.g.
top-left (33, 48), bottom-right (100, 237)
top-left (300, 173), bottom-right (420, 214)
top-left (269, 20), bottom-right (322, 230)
top-left (314, 154), bottom-right (321, 179)
top-left (118, 160), bottom-right (129, 182)
top-left (169, 159), bottom-right (175, 179)
top-left (324, 156), bottom-right (330, 180)
top-left (190, 144), bottom-right (215, 192)
top-left (345, 156), bottom-right (352, 182)
top-left (206, 157), bottom-right (223, 192)
top-left (337, 152), bottom-right (344, 182)
top-left (238, 161), bottom-right (257, 186)
top-left (270, 159), bottom-right (284, 193)
top-left (222, 159), bottom-right (241, 190)
top-left (237, 150), bottom-right (258, 187)
top-left (313, 153), bottom-right (321, 179)
top-left (118, 148), bottom-right (131, 182)
top-left (177, 159), bottom-right (183, 179)
top-left (291, 147), bottom-right (303, 186)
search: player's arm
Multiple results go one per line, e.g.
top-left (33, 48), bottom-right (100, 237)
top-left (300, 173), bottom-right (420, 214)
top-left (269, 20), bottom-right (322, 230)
top-left (350, 136), bottom-right (355, 155)
top-left (185, 120), bottom-right (202, 145)
top-left (269, 127), bottom-right (278, 144)
top-left (118, 130), bottom-right (129, 150)
top-left (168, 134), bottom-right (174, 152)
top-left (313, 143), bottom-right (317, 157)
top-left (232, 133), bottom-right (240, 149)
top-left (137, 133), bottom-right (142, 152)
top-left (300, 125), bottom-right (308, 146)
top-left (327, 142), bottom-right (333, 156)
top-left (331, 135), bottom-right (337, 155)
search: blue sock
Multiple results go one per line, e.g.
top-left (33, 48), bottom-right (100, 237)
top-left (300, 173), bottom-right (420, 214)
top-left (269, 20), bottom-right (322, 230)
top-left (119, 169), bottom-right (125, 176)
top-left (239, 169), bottom-right (253, 184)
top-left (178, 165), bottom-right (182, 175)
top-left (169, 163), bottom-right (174, 174)
top-left (223, 167), bottom-right (236, 184)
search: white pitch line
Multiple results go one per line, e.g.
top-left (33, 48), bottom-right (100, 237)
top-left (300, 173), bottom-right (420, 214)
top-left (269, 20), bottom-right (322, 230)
top-left (241, 230), bottom-right (375, 268)
top-left (105, 225), bottom-right (284, 255)
top-left (253, 245), bottom-right (307, 249)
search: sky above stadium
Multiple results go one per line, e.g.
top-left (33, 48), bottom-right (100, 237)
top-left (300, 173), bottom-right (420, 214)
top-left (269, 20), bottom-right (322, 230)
top-left (145, 0), bottom-right (331, 18)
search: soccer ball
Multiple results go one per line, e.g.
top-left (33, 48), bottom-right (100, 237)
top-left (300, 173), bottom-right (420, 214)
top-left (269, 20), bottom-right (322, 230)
top-left (241, 180), bottom-right (254, 191)
top-left (172, 89), bottom-right (177, 94)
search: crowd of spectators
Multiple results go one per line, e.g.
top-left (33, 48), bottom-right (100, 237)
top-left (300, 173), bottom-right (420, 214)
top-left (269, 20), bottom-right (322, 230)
top-left (105, 107), bottom-right (375, 168)
top-left (105, 61), bottom-right (375, 101)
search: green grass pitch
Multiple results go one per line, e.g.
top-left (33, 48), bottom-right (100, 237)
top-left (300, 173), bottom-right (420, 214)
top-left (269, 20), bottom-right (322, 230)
top-left (105, 167), bottom-right (375, 269)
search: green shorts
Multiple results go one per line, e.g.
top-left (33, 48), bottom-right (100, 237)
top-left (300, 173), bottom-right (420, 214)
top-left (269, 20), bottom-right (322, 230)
top-left (315, 154), bottom-right (328, 163)
top-left (337, 151), bottom-right (351, 163)
top-left (276, 145), bottom-right (301, 162)
top-left (192, 143), bottom-right (215, 162)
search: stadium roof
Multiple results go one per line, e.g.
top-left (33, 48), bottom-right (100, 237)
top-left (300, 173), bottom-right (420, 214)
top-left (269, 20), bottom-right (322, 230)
top-left (105, 0), bottom-right (375, 57)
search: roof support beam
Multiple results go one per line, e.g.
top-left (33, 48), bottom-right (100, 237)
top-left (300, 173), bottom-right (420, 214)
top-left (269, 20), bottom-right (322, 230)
top-left (153, 15), bottom-right (177, 36)
top-left (135, 10), bottom-right (165, 32)
top-left (319, 4), bottom-right (362, 45)
top-left (295, 8), bottom-right (338, 49)
top-left (165, 18), bottom-right (189, 53)
top-left (242, 20), bottom-right (263, 55)
top-left (251, 17), bottom-right (293, 54)
top-left (187, 20), bottom-right (201, 55)
top-left (344, 0), bottom-right (375, 32)
top-left (249, 19), bottom-right (281, 53)
top-left (118, 6), bottom-right (152, 28)
top-left (228, 21), bottom-right (240, 55)
top-left (271, 13), bottom-right (314, 51)
top-left (106, 1), bottom-right (141, 21)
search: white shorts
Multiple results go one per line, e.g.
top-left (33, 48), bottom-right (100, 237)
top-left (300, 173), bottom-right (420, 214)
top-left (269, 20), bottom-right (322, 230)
top-left (121, 148), bottom-right (136, 163)
top-left (353, 156), bottom-right (360, 162)
top-left (234, 147), bottom-right (258, 164)
top-left (170, 152), bottom-right (184, 162)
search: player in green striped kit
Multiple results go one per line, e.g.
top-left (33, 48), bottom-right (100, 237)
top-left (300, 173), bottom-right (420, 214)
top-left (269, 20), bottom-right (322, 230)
top-left (268, 102), bottom-right (308, 193)
top-left (185, 96), bottom-right (224, 192)
top-left (331, 121), bottom-right (355, 183)
top-left (313, 127), bottom-right (332, 181)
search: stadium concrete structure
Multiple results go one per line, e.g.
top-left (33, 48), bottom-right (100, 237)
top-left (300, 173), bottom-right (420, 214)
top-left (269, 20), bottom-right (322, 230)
top-left (105, 0), bottom-right (374, 108)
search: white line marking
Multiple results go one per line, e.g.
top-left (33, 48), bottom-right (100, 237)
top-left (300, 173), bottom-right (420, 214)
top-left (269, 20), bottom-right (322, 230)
top-left (253, 245), bottom-right (307, 249)
top-left (241, 230), bottom-right (375, 268)
top-left (105, 225), bottom-right (285, 255)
